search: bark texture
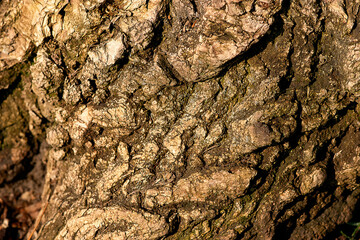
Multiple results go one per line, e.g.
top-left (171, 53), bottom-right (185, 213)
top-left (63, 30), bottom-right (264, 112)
top-left (1, 0), bottom-right (360, 239)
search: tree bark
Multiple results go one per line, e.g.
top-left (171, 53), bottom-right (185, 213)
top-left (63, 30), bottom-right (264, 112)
top-left (1, 0), bottom-right (360, 239)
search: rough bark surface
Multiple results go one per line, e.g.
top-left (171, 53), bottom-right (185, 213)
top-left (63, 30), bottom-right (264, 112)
top-left (1, 0), bottom-right (360, 239)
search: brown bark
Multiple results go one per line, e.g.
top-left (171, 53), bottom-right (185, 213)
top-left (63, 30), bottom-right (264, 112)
top-left (0, 0), bottom-right (360, 239)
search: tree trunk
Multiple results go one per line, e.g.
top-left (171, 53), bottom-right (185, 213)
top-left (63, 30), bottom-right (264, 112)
top-left (1, 0), bottom-right (360, 239)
